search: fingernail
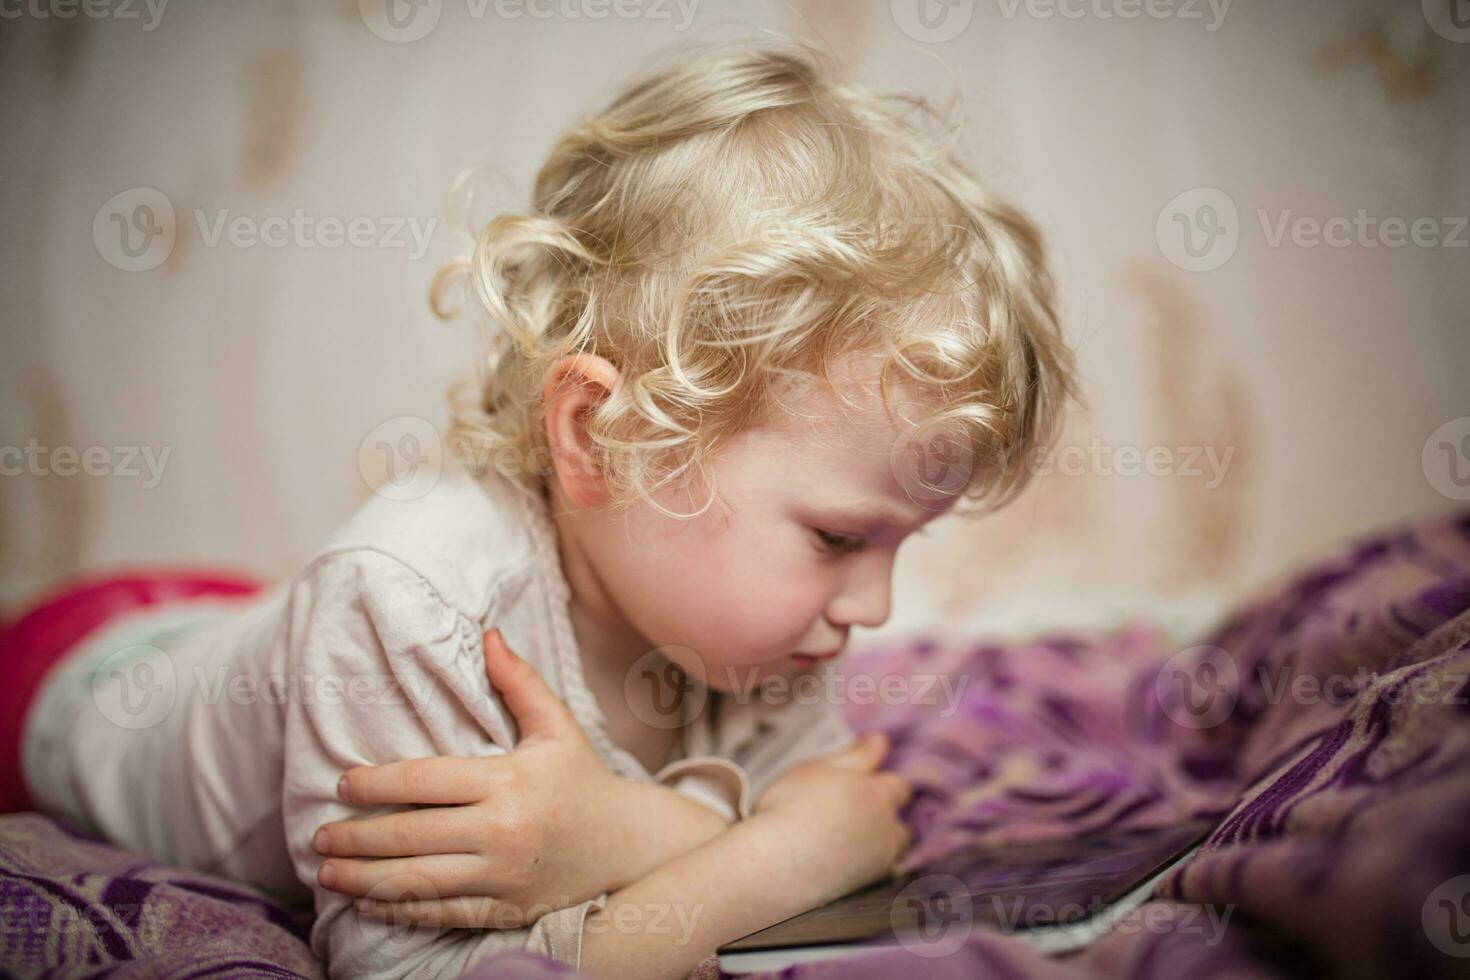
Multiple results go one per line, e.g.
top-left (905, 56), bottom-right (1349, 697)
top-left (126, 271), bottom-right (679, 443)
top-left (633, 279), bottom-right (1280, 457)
top-left (318, 862), bottom-right (336, 888)
top-left (313, 828), bottom-right (331, 854)
top-left (337, 775), bottom-right (350, 802)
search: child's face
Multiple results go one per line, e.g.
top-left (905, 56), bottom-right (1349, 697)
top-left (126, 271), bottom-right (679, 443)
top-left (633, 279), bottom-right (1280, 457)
top-left (550, 352), bottom-right (966, 693)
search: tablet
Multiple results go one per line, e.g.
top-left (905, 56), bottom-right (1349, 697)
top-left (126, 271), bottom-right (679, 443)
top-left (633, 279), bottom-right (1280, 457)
top-left (718, 820), bottom-right (1215, 974)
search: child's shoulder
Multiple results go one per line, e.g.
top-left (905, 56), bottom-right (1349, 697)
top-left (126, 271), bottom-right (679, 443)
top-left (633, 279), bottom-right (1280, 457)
top-left (305, 463), bottom-right (549, 622)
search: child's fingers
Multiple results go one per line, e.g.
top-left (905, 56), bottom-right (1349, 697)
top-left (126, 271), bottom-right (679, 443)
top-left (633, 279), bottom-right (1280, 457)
top-left (825, 730), bottom-right (889, 771)
top-left (314, 806), bottom-right (480, 858)
top-left (318, 854), bottom-right (499, 902)
top-left (875, 771), bottom-right (913, 809)
top-left (339, 756), bottom-right (497, 806)
top-left (482, 628), bottom-right (578, 742)
top-left (357, 894), bottom-right (537, 930)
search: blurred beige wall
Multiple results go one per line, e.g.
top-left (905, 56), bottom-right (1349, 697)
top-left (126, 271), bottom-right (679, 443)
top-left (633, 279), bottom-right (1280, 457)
top-left (2, 0), bottom-right (1467, 648)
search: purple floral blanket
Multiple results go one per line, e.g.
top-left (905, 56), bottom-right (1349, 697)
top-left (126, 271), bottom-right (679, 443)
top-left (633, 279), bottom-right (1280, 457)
top-left (4, 510), bottom-right (1469, 979)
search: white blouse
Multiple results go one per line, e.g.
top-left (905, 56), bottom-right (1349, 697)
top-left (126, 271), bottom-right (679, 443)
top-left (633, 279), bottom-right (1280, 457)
top-left (22, 461), bottom-right (854, 978)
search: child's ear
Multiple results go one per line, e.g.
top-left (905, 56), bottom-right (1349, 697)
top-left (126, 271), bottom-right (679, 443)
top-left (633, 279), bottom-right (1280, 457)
top-left (541, 354), bottom-right (621, 508)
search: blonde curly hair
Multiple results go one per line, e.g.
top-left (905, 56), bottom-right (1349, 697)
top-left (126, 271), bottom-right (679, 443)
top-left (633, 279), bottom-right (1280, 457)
top-left (433, 40), bottom-right (1082, 519)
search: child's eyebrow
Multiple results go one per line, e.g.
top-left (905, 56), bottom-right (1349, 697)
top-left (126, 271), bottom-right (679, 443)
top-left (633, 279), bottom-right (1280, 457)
top-left (810, 499), bottom-right (919, 530)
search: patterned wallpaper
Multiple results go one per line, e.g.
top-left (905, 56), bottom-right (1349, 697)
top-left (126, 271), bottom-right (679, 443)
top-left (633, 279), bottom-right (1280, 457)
top-left (1, 0), bottom-right (1466, 648)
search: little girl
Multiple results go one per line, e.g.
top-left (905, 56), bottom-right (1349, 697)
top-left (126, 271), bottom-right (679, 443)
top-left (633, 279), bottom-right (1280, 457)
top-left (10, 41), bottom-right (1078, 980)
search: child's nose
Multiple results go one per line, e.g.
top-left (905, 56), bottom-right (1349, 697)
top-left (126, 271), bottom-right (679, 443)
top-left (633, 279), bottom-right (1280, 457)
top-left (829, 560), bottom-right (894, 630)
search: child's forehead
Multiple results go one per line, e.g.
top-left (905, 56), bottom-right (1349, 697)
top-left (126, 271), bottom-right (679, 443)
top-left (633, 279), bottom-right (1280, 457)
top-left (742, 351), bottom-right (972, 514)
top-left (765, 352), bottom-right (931, 445)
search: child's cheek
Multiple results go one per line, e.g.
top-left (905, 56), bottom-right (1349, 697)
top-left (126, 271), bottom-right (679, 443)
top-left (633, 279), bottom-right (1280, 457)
top-left (715, 593), bottom-right (818, 668)
top-left (665, 534), bottom-right (827, 670)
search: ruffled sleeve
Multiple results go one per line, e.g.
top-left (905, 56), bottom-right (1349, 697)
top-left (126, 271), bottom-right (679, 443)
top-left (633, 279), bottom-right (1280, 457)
top-left (279, 549), bottom-right (604, 978)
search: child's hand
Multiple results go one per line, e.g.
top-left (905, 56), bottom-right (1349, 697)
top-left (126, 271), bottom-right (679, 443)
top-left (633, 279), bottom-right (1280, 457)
top-left (752, 730), bottom-right (914, 905)
top-left (312, 628), bottom-right (639, 929)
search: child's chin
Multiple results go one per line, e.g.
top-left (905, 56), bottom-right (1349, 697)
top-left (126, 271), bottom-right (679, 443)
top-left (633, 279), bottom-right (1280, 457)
top-left (697, 661), bottom-right (792, 695)
top-left (731, 659), bottom-right (827, 690)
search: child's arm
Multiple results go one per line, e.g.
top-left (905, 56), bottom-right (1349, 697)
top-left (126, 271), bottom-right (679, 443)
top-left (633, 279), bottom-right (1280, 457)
top-left (578, 731), bottom-right (913, 980)
top-left (352, 729), bottom-right (912, 980)
top-left (313, 629), bottom-right (732, 925)
top-left (283, 553), bottom-right (631, 978)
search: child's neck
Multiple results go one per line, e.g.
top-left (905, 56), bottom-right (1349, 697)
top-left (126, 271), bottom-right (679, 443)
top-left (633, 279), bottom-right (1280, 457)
top-left (544, 481), bottom-right (685, 774)
top-left (565, 596), bottom-right (682, 773)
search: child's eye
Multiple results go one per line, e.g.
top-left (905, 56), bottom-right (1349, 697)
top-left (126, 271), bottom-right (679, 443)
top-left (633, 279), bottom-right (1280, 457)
top-left (813, 528), bottom-right (866, 555)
